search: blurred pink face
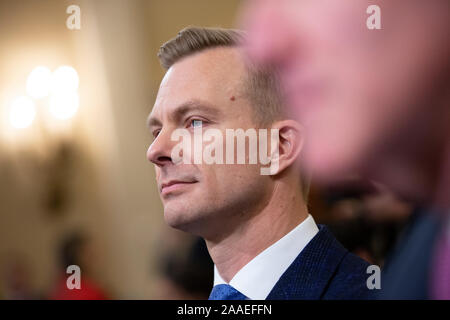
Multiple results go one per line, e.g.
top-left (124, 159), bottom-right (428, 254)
top-left (242, 0), bottom-right (450, 184)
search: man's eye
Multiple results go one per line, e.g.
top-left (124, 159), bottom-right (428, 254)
top-left (190, 119), bottom-right (203, 128)
top-left (153, 129), bottom-right (161, 138)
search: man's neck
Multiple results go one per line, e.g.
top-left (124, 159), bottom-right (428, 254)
top-left (205, 183), bottom-right (309, 283)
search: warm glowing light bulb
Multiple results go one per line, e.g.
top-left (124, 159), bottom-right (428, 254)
top-left (26, 66), bottom-right (52, 99)
top-left (9, 96), bottom-right (36, 129)
top-left (49, 91), bottom-right (79, 120)
top-left (51, 66), bottom-right (79, 94)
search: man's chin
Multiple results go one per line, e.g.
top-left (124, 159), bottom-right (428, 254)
top-left (164, 207), bottom-right (196, 231)
top-left (163, 206), bottom-right (213, 237)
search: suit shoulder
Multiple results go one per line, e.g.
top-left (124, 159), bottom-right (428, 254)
top-left (324, 251), bottom-right (377, 300)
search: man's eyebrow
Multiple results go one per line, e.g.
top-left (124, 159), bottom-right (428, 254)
top-left (147, 99), bottom-right (221, 129)
top-left (147, 114), bottom-right (161, 130)
top-left (172, 100), bottom-right (221, 121)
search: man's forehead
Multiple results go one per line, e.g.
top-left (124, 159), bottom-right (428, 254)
top-left (150, 47), bottom-right (247, 120)
top-left (160, 46), bottom-right (247, 91)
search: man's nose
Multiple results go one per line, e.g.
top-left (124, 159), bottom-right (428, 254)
top-left (147, 129), bottom-right (174, 167)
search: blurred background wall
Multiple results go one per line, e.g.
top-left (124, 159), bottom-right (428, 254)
top-left (0, 0), bottom-right (241, 299)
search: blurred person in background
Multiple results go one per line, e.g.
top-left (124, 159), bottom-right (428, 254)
top-left (49, 231), bottom-right (109, 300)
top-left (242, 0), bottom-right (450, 299)
top-left (146, 27), bottom-right (374, 300)
top-left (0, 253), bottom-right (40, 300)
top-left (322, 179), bottom-right (413, 266)
top-left (154, 236), bottom-right (214, 299)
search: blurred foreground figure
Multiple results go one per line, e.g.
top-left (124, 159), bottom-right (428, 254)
top-left (242, 0), bottom-right (450, 299)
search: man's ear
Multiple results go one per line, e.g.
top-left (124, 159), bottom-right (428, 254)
top-left (270, 120), bottom-right (305, 175)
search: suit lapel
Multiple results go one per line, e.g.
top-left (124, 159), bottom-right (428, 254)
top-left (267, 225), bottom-right (348, 299)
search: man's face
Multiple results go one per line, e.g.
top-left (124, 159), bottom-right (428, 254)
top-left (243, 0), bottom-right (450, 183)
top-left (147, 48), bottom-right (272, 237)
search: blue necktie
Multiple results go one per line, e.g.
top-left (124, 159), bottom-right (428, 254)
top-left (209, 284), bottom-right (249, 300)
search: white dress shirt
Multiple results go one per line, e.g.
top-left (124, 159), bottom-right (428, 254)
top-left (213, 214), bottom-right (319, 300)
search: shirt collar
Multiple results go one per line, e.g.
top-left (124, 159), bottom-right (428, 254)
top-left (213, 214), bottom-right (319, 300)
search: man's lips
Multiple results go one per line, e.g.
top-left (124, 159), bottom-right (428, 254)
top-left (160, 180), bottom-right (198, 195)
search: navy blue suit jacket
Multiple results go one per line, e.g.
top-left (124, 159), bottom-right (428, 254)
top-left (380, 209), bottom-right (442, 299)
top-left (267, 225), bottom-right (375, 300)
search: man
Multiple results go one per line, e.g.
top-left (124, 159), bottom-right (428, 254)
top-left (147, 27), bottom-right (373, 299)
top-left (242, 0), bottom-right (450, 299)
